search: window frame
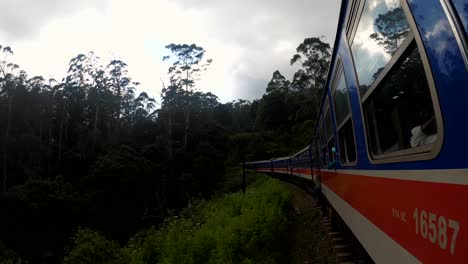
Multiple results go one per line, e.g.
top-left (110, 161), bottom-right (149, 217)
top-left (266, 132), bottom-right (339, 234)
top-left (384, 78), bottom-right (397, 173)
top-left (324, 105), bottom-right (336, 164)
top-left (331, 60), bottom-right (357, 166)
top-left (441, 0), bottom-right (468, 70)
top-left (319, 117), bottom-right (328, 167)
top-left (348, 0), bottom-right (444, 164)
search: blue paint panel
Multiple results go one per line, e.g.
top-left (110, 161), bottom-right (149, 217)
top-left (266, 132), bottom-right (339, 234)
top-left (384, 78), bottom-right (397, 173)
top-left (405, 0), bottom-right (468, 169)
top-left (329, 0), bottom-right (468, 171)
top-left (249, 0), bottom-right (468, 173)
top-left (452, 0), bottom-right (468, 34)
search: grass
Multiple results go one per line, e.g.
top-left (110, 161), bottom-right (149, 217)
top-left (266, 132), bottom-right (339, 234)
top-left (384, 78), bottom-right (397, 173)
top-left (64, 175), bottom-right (292, 264)
top-left (216, 166), bottom-right (259, 194)
top-left (282, 182), bottom-right (336, 264)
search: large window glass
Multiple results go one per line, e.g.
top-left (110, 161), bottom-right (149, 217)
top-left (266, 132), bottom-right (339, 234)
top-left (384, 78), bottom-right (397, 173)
top-left (333, 70), bottom-right (356, 164)
top-left (334, 74), bottom-right (350, 126)
top-left (351, 0), bottom-right (441, 159)
top-left (452, 0), bottom-right (468, 34)
top-left (325, 109), bottom-right (335, 163)
top-left (364, 44), bottom-right (437, 156)
top-left (339, 121), bottom-right (357, 163)
top-left (326, 110), bottom-right (333, 139)
top-left (320, 121), bottom-right (328, 167)
top-left (352, 0), bottom-right (411, 97)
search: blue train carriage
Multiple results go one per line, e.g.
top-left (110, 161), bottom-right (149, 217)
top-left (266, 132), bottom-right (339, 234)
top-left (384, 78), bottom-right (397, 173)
top-left (313, 0), bottom-right (468, 263)
top-left (271, 157), bottom-right (291, 174)
top-left (290, 146), bottom-right (315, 181)
top-left (245, 160), bottom-right (272, 173)
top-left (247, 0), bottom-right (468, 262)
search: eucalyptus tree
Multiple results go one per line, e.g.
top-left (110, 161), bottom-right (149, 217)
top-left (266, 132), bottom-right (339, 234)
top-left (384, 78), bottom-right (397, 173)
top-left (0, 45), bottom-right (19, 192)
top-left (266, 70), bottom-right (290, 94)
top-left (290, 37), bottom-right (331, 93)
top-left (289, 37), bottom-right (331, 121)
top-left (162, 44), bottom-right (212, 152)
top-left (106, 60), bottom-right (137, 132)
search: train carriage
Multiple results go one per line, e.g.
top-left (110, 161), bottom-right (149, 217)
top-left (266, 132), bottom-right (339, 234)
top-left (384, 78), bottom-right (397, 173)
top-left (247, 0), bottom-right (468, 263)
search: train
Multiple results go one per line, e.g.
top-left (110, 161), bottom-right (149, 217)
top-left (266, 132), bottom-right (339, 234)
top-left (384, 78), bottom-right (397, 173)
top-left (245, 0), bottom-right (468, 263)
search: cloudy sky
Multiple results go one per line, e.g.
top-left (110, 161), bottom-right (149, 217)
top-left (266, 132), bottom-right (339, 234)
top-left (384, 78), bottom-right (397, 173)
top-left (0, 0), bottom-right (340, 103)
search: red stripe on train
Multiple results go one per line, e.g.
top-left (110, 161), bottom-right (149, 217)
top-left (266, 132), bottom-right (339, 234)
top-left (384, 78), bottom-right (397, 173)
top-left (322, 171), bottom-right (468, 263)
top-left (255, 167), bottom-right (312, 174)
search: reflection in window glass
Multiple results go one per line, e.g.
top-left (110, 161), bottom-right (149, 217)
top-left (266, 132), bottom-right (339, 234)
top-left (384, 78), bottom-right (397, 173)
top-left (451, 0), bottom-right (468, 34)
top-left (332, 71), bottom-right (356, 164)
top-left (314, 139), bottom-right (320, 167)
top-left (321, 123), bottom-right (327, 147)
top-left (322, 147), bottom-right (327, 167)
top-left (352, 0), bottom-right (411, 97)
top-left (333, 73), bottom-right (350, 127)
top-left (326, 110), bottom-right (333, 139)
top-left (364, 45), bottom-right (438, 156)
top-left (328, 139), bottom-right (335, 163)
top-left (339, 120), bottom-right (357, 163)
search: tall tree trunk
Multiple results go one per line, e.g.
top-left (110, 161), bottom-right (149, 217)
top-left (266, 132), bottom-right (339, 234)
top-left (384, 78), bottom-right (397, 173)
top-left (184, 69), bottom-right (190, 153)
top-left (168, 112), bottom-right (173, 159)
top-left (94, 105), bottom-right (99, 136)
top-left (184, 110), bottom-right (189, 153)
top-left (116, 80), bottom-right (121, 142)
top-left (58, 110), bottom-right (64, 162)
top-left (2, 95), bottom-right (12, 192)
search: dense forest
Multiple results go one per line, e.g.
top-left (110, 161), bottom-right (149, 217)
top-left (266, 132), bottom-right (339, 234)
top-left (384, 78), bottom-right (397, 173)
top-left (0, 36), bottom-right (330, 263)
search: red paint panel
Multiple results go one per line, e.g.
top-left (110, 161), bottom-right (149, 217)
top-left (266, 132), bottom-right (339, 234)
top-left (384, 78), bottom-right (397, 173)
top-left (274, 168), bottom-right (289, 173)
top-left (292, 168), bottom-right (312, 175)
top-left (322, 171), bottom-right (468, 263)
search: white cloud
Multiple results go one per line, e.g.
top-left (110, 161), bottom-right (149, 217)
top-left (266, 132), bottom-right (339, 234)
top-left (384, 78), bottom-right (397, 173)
top-left (0, 0), bottom-right (341, 102)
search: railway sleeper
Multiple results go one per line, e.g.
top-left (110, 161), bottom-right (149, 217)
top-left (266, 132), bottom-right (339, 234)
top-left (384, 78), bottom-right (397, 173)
top-left (321, 207), bottom-right (371, 264)
top-left (322, 204), bottom-right (373, 264)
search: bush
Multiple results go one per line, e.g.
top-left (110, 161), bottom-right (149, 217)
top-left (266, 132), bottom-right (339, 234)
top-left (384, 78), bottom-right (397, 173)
top-left (130, 176), bottom-right (291, 264)
top-left (64, 228), bottom-right (127, 264)
top-left (65, 176), bottom-right (291, 264)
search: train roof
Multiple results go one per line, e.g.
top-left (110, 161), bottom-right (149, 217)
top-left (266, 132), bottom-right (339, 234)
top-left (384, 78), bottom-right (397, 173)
top-left (312, 0), bottom-right (348, 140)
top-left (272, 157), bottom-right (291, 161)
top-left (244, 160), bottom-right (268, 165)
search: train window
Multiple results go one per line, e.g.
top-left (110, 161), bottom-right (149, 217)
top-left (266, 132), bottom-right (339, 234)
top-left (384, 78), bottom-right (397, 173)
top-left (351, 0), bottom-right (442, 161)
top-left (325, 110), bottom-right (333, 140)
top-left (443, 0), bottom-right (468, 70)
top-left (314, 138), bottom-right (321, 168)
top-left (451, 0), bottom-right (468, 34)
top-left (320, 120), bottom-right (328, 167)
top-left (333, 72), bottom-right (350, 126)
top-left (364, 44), bottom-right (438, 157)
top-left (332, 69), bottom-right (356, 164)
top-left (351, 0), bottom-right (410, 98)
top-left (325, 109), bottom-right (335, 163)
top-left (339, 121), bottom-right (357, 163)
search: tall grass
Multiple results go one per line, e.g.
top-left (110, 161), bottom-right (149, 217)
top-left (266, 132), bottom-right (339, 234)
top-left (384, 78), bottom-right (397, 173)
top-left (65, 176), bottom-right (291, 264)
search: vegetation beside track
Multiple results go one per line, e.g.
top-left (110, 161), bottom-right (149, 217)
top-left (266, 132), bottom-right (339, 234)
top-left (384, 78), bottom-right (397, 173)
top-left (64, 175), bottom-right (291, 264)
top-left (281, 182), bottom-right (336, 264)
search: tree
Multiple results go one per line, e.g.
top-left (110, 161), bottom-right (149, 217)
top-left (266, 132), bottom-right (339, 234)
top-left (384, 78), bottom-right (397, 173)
top-left (163, 44), bottom-right (212, 152)
top-left (290, 37), bottom-right (331, 93)
top-left (0, 45), bottom-right (19, 192)
top-left (266, 70), bottom-right (290, 94)
top-left (369, 7), bottom-right (410, 56)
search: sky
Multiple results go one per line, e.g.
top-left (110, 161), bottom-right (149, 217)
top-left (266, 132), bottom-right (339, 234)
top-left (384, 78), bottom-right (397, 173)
top-left (0, 0), bottom-right (341, 103)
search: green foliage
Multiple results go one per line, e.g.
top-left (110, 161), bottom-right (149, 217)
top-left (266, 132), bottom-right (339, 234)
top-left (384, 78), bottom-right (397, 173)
top-left (0, 241), bottom-right (28, 264)
top-left (130, 176), bottom-right (291, 264)
top-left (290, 37), bottom-right (331, 92)
top-left (80, 145), bottom-right (155, 240)
top-left (0, 35), bottom-right (331, 262)
top-left (64, 228), bottom-right (127, 264)
top-left (64, 176), bottom-right (291, 264)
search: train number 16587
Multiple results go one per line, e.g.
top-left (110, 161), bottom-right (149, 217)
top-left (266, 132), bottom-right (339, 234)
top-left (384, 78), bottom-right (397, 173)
top-left (413, 208), bottom-right (460, 255)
